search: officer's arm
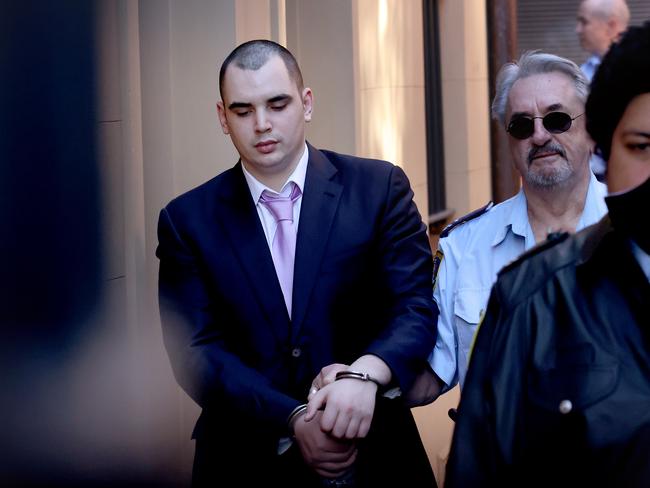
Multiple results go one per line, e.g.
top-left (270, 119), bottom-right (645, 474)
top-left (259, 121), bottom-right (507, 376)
top-left (428, 237), bottom-right (460, 391)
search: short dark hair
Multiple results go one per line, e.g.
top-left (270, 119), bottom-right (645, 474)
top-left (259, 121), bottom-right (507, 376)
top-left (218, 39), bottom-right (304, 100)
top-left (586, 21), bottom-right (650, 161)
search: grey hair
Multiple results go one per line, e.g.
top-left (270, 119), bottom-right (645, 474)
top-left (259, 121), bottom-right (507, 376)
top-left (491, 51), bottom-right (590, 125)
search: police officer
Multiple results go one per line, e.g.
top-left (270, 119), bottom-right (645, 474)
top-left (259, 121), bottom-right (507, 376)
top-left (429, 51), bottom-right (608, 391)
top-left (446, 22), bottom-right (650, 487)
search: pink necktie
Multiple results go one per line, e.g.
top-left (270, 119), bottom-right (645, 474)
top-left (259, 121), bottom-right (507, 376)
top-left (259, 184), bottom-right (302, 317)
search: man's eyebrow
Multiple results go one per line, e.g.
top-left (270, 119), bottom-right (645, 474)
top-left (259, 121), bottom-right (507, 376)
top-left (546, 103), bottom-right (565, 112)
top-left (510, 103), bottom-right (567, 119)
top-left (268, 94), bottom-right (292, 104)
top-left (228, 101), bottom-right (252, 110)
top-left (227, 94), bottom-right (293, 111)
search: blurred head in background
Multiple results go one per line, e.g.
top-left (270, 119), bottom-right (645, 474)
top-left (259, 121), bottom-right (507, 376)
top-left (576, 0), bottom-right (630, 58)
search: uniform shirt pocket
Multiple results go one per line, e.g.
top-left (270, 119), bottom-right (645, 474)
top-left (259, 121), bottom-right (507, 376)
top-left (454, 287), bottom-right (491, 381)
top-left (454, 287), bottom-right (491, 325)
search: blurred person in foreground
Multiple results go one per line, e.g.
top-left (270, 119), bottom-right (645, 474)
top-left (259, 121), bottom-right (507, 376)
top-left (156, 39), bottom-right (436, 487)
top-left (446, 21), bottom-right (650, 488)
top-left (428, 51), bottom-right (607, 395)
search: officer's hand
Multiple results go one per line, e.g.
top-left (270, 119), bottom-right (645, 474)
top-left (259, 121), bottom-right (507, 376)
top-left (308, 363), bottom-right (349, 401)
top-left (305, 378), bottom-right (377, 439)
top-left (293, 410), bottom-right (357, 478)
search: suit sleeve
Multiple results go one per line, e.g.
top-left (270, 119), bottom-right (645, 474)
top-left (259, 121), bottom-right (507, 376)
top-left (363, 165), bottom-right (438, 391)
top-left (156, 207), bottom-right (299, 434)
top-left (445, 281), bottom-right (528, 487)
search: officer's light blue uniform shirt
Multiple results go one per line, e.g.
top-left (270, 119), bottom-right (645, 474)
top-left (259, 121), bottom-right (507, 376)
top-left (429, 172), bottom-right (608, 390)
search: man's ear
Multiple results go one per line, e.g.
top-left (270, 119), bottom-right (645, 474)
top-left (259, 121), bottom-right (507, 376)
top-left (216, 101), bottom-right (230, 134)
top-left (606, 17), bottom-right (620, 42)
top-left (302, 87), bottom-right (313, 123)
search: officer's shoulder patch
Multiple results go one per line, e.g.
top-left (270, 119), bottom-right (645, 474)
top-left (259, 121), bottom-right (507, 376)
top-left (440, 201), bottom-right (494, 238)
top-left (432, 249), bottom-right (444, 290)
top-left (500, 231), bottom-right (570, 274)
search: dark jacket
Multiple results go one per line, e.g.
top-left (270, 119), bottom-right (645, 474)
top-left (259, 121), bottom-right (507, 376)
top-left (157, 144), bottom-right (437, 487)
top-left (446, 217), bottom-right (650, 488)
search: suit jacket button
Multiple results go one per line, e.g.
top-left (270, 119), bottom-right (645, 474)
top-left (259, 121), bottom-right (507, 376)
top-left (291, 348), bottom-right (302, 358)
top-left (558, 399), bottom-right (573, 414)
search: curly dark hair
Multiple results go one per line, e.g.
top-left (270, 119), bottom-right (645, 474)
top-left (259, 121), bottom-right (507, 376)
top-left (586, 21), bottom-right (650, 161)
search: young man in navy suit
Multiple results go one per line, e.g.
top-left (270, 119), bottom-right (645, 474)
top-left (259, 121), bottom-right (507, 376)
top-left (156, 40), bottom-right (437, 487)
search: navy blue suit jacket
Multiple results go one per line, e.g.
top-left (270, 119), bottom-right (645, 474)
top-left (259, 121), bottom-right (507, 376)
top-left (157, 143), bottom-right (437, 486)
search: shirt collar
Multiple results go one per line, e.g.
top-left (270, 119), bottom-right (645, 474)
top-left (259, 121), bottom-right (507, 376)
top-left (242, 142), bottom-right (309, 202)
top-left (586, 54), bottom-right (601, 68)
top-left (491, 188), bottom-right (529, 247)
top-left (580, 55), bottom-right (601, 82)
top-left (491, 171), bottom-right (607, 247)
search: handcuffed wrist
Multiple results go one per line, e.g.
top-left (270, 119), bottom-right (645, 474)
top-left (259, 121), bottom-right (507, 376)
top-left (334, 370), bottom-right (382, 387)
top-left (286, 403), bottom-right (308, 436)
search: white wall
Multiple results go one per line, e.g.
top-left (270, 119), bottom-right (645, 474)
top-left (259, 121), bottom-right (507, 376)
top-left (353, 0), bottom-right (429, 216)
top-left (439, 0), bottom-right (492, 218)
top-left (94, 0), bottom-right (243, 483)
top-left (286, 0), bottom-right (356, 156)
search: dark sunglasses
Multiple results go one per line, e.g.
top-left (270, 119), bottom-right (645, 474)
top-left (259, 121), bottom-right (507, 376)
top-left (507, 112), bottom-right (583, 140)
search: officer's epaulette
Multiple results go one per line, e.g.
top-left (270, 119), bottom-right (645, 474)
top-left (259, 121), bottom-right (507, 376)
top-left (499, 231), bottom-right (570, 275)
top-left (440, 201), bottom-right (494, 238)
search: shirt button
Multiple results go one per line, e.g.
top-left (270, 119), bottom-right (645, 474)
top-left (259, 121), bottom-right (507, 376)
top-left (558, 399), bottom-right (573, 414)
top-left (291, 348), bottom-right (302, 358)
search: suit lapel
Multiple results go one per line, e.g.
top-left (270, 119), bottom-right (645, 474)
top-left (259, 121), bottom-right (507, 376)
top-left (214, 164), bottom-right (290, 342)
top-left (292, 145), bottom-right (342, 340)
